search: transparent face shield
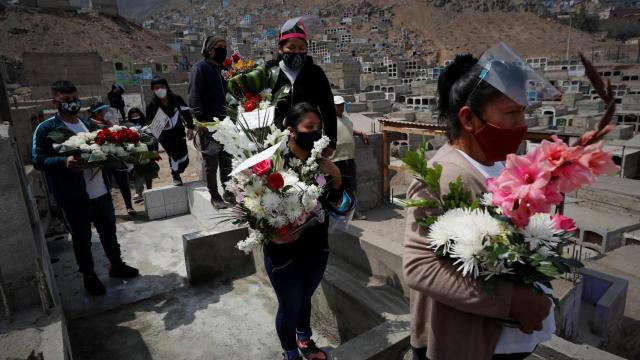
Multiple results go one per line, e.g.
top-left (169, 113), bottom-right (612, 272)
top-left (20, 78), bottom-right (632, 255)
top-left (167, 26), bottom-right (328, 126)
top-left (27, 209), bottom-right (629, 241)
top-left (475, 42), bottom-right (561, 106)
top-left (280, 15), bottom-right (323, 39)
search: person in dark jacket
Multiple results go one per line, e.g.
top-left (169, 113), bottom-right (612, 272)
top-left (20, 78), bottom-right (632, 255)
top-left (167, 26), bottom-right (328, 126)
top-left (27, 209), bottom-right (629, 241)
top-left (107, 84), bottom-right (126, 122)
top-left (32, 80), bottom-right (139, 296)
top-left (264, 102), bottom-right (343, 360)
top-left (146, 77), bottom-right (195, 186)
top-left (188, 35), bottom-right (234, 209)
top-left (127, 107), bottom-right (148, 127)
top-left (268, 18), bottom-right (337, 155)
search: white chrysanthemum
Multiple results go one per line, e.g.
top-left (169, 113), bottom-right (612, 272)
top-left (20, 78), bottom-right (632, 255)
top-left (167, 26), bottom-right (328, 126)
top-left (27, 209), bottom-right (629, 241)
top-left (111, 125), bottom-right (123, 131)
top-left (261, 191), bottom-right (281, 212)
top-left (428, 208), bottom-right (504, 278)
top-left (267, 215), bottom-right (288, 228)
top-left (89, 144), bottom-right (101, 152)
top-left (520, 213), bottom-right (561, 251)
top-left (480, 193), bottom-right (493, 207)
top-left (115, 147), bottom-right (128, 157)
top-left (243, 197), bottom-right (265, 218)
top-left (126, 144), bottom-right (136, 151)
top-left (236, 229), bottom-right (263, 254)
top-left (79, 143), bottom-right (91, 151)
top-left (283, 194), bottom-right (302, 221)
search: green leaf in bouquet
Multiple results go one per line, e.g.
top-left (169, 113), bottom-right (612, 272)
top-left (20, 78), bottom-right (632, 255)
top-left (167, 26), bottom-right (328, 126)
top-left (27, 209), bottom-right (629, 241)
top-left (272, 84), bottom-right (291, 106)
top-left (443, 176), bottom-right (475, 210)
top-left (47, 128), bottom-right (77, 144)
top-left (536, 262), bottom-right (561, 278)
top-left (404, 198), bottom-right (440, 209)
top-left (417, 216), bottom-right (438, 228)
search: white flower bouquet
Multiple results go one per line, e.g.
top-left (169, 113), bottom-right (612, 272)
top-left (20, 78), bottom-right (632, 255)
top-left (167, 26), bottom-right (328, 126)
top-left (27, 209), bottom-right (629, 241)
top-left (48, 125), bottom-right (160, 169)
top-left (207, 117), bottom-right (331, 254)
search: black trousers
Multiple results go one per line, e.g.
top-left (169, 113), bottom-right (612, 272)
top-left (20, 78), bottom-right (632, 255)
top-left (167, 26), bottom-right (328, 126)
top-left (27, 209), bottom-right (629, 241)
top-left (61, 194), bottom-right (122, 274)
top-left (412, 347), bottom-right (531, 360)
top-left (203, 147), bottom-right (233, 197)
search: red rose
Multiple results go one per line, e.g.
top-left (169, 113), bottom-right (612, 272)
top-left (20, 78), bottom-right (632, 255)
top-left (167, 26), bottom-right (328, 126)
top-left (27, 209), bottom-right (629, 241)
top-left (267, 172), bottom-right (284, 190)
top-left (232, 52), bottom-right (241, 62)
top-left (252, 159), bottom-right (272, 176)
top-left (223, 58), bottom-right (233, 67)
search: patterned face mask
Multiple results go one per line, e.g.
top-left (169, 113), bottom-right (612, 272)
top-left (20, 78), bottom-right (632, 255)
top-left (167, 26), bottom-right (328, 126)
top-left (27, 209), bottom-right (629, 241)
top-left (282, 52), bottom-right (306, 70)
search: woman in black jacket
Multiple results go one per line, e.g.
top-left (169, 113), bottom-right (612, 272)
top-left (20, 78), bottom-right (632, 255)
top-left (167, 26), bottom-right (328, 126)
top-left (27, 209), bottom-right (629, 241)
top-left (269, 17), bottom-right (337, 154)
top-left (146, 77), bottom-right (195, 186)
top-left (265, 103), bottom-right (343, 360)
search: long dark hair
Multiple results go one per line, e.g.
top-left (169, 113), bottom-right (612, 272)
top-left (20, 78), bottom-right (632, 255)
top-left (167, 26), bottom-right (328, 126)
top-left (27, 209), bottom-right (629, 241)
top-left (437, 54), bottom-right (502, 142)
top-left (282, 102), bottom-right (321, 130)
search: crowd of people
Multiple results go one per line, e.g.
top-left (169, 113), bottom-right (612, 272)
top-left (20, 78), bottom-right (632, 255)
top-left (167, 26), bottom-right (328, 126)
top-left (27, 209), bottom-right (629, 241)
top-left (30, 15), bottom-right (562, 360)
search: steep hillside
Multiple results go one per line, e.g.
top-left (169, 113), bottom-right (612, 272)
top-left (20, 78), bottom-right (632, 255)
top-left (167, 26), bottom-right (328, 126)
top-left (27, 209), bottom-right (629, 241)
top-left (0, 5), bottom-right (171, 62)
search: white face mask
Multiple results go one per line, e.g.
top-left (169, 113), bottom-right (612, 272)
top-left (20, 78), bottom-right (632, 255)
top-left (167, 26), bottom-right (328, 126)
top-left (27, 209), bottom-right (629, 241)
top-left (155, 88), bottom-right (167, 98)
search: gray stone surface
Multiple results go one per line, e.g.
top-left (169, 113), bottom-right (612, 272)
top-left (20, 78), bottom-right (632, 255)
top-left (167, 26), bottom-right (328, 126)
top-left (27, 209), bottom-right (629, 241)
top-left (353, 133), bottom-right (385, 211)
top-left (48, 214), bottom-right (205, 319)
top-left (68, 275), bottom-right (336, 360)
top-left (182, 227), bottom-right (252, 284)
top-left (143, 183), bottom-right (190, 220)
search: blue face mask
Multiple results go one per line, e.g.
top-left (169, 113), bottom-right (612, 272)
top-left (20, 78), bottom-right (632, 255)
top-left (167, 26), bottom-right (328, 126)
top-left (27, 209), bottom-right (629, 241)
top-left (282, 52), bottom-right (306, 70)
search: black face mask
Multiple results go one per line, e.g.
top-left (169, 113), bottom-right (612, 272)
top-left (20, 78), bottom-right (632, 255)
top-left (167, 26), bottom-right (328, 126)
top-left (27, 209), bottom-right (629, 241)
top-left (212, 48), bottom-right (227, 64)
top-left (58, 100), bottom-right (81, 116)
top-left (295, 130), bottom-right (322, 152)
top-left (282, 52), bottom-right (307, 70)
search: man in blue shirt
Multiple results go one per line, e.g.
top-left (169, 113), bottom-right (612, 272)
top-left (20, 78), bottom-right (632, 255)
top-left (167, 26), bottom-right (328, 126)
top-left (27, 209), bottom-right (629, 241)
top-left (32, 80), bottom-right (139, 296)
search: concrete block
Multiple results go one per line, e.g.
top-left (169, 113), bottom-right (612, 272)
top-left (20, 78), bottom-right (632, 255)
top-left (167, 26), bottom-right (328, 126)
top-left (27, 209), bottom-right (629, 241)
top-left (165, 201), bottom-right (189, 217)
top-left (146, 206), bottom-right (167, 220)
top-left (356, 91), bottom-right (385, 102)
top-left (415, 111), bottom-right (435, 124)
top-left (143, 188), bottom-right (165, 209)
top-left (580, 268), bottom-right (628, 341)
top-left (162, 185), bottom-right (188, 205)
top-left (368, 99), bottom-right (392, 113)
top-left (347, 102), bottom-right (368, 113)
top-left (389, 111), bottom-right (416, 122)
top-left (182, 227), bottom-right (253, 284)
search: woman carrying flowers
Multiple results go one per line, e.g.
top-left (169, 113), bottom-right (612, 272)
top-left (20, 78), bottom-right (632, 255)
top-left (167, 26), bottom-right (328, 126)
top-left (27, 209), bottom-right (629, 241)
top-left (265, 103), bottom-right (342, 360)
top-left (403, 46), bottom-right (558, 360)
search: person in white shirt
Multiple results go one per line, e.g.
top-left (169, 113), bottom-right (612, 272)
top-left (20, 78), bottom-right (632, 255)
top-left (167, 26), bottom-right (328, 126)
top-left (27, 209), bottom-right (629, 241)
top-left (331, 96), bottom-right (369, 220)
top-left (32, 80), bottom-right (139, 296)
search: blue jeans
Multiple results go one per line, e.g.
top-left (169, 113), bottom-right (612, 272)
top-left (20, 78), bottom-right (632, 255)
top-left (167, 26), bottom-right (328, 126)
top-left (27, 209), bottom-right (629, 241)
top-left (265, 251), bottom-right (329, 352)
top-left (61, 193), bottom-right (123, 274)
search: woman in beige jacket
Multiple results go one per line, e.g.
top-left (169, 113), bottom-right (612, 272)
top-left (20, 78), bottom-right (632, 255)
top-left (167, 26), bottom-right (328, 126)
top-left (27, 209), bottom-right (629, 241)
top-left (403, 54), bottom-right (553, 360)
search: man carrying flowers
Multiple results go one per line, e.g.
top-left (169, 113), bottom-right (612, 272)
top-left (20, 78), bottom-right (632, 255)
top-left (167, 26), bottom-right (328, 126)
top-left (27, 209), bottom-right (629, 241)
top-left (32, 80), bottom-right (139, 296)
